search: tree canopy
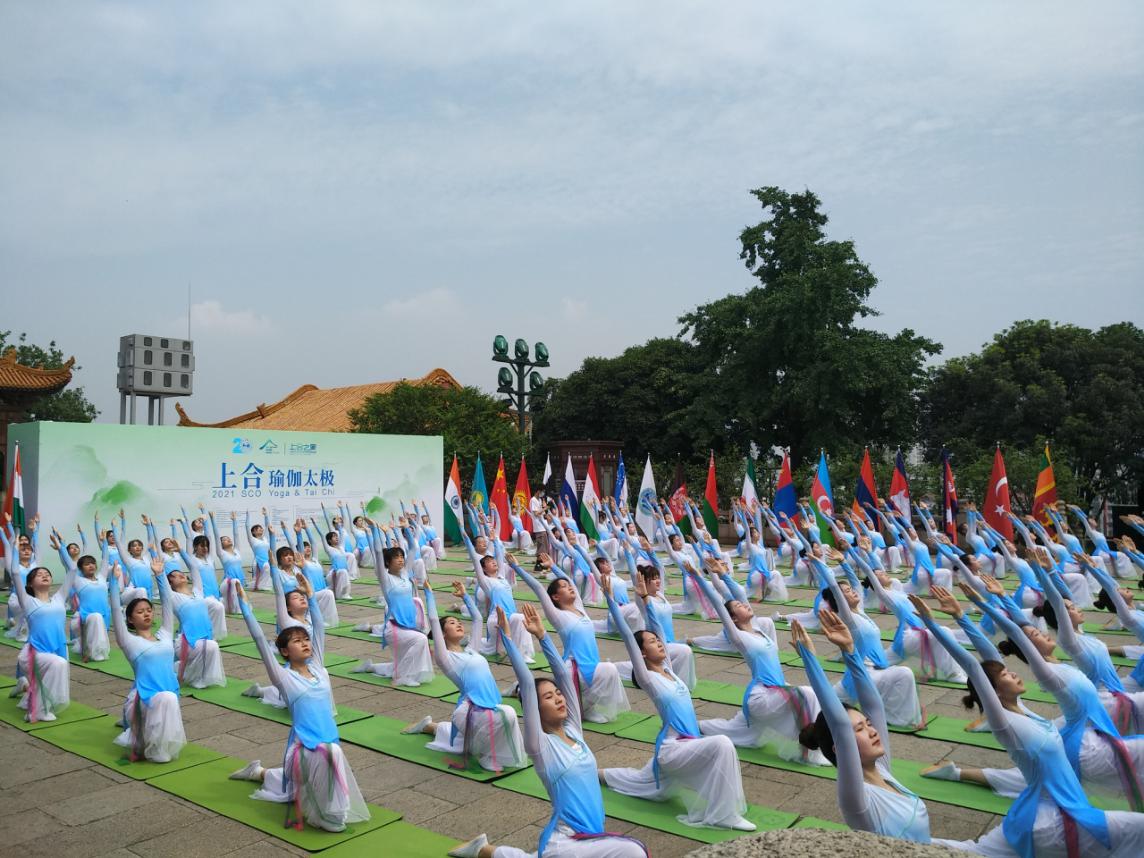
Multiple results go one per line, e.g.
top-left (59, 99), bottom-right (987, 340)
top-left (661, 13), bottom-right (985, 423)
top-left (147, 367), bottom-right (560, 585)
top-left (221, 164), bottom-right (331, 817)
top-left (919, 320), bottom-right (1144, 504)
top-left (347, 382), bottom-right (526, 478)
top-left (0, 330), bottom-right (99, 422)
top-left (678, 187), bottom-right (941, 467)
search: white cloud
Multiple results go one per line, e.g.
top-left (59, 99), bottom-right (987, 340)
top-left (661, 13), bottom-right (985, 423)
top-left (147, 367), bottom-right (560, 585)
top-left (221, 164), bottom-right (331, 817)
top-left (162, 300), bottom-right (273, 338)
top-left (380, 288), bottom-right (459, 319)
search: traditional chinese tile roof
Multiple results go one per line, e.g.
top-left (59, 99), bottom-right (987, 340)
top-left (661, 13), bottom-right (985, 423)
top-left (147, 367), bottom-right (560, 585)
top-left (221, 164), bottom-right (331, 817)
top-left (0, 348), bottom-right (75, 394)
top-left (175, 368), bottom-right (462, 432)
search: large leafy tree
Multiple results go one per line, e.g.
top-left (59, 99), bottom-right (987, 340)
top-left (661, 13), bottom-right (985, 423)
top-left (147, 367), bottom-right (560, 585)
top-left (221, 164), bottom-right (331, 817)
top-left (678, 187), bottom-right (941, 467)
top-left (530, 337), bottom-right (712, 465)
top-left (0, 330), bottom-right (99, 422)
top-left (919, 320), bottom-right (1144, 504)
top-left (347, 383), bottom-right (526, 483)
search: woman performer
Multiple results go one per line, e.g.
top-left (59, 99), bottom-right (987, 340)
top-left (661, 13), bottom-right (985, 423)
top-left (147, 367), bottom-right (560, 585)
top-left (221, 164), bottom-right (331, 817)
top-left (600, 575), bottom-right (755, 831)
top-left (228, 585), bottom-right (369, 832)
top-left (51, 530), bottom-right (111, 662)
top-left (351, 524), bottom-right (433, 686)
top-left (246, 512), bottom-right (273, 591)
top-left (154, 547), bottom-right (226, 689)
top-left (12, 564), bottom-right (73, 721)
top-left (108, 560), bottom-right (187, 762)
top-left (310, 516), bottom-right (352, 600)
top-left (243, 571), bottom-right (325, 709)
top-left (208, 510), bottom-right (246, 614)
top-left (176, 529), bottom-right (228, 641)
top-left (689, 566), bottom-right (827, 763)
top-left (402, 583), bottom-right (526, 773)
top-left (919, 583), bottom-right (1144, 810)
top-left (613, 564), bottom-right (696, 690)
top-left (448, 601), bottom-right (648, 858)
top-left (516, 554), bottom-right (630, 724)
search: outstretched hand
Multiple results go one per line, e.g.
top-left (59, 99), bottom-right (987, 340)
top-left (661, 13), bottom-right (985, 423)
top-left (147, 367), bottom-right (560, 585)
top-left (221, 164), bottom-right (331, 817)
top-left (789, 618), bottom-right (814, 653)
top-left (907, 593), bottom-right (933, 620)
top-left (979, 573), bottom-right (1004, 597)
top-left (818, 608), bottom-right (853, 653)
top-left (930, 585), bottom-right (962, 619)
top-left (521, 603), bottom-right (546, 639)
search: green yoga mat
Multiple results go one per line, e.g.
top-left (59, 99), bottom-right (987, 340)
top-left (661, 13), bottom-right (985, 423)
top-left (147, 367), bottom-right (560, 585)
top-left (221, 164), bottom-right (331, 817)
top-left (326, 660), bottom-right (457, 698)
top-left (494, 768), bottom-right (797, 844)
top-left (68, 647), bottom-right (136, 680)
top-left (319, 821), bottom-right (461, 857)
top-left (326, 624), bottom-right (384, 643)
top-left (34, 714), bottom-right (225, 779)
top-left (147, 755), bottom-right (400, 851)
top-left (1083, 622), bottom-right (1132, 636)
top-left (917, 715), bottom-right (1003, 751)
top-left (337, 714), bottom-right (528, 782)
top-left (190, 681), bottom-right (373, 727)
top-left (0, 696), bottom-right (106, 732)
top-left (226, 608), bottom-right (277, 625)
top-left (0, 635), bottom-right (23, 649)
top-left (440, 691), bottom-right (654, 737)
top-left (0, 674), bottom-right (15, 688)
top-left (793, 816), bottom-right (849, 830)
top-left (222, 640), bottom-right (356, 668)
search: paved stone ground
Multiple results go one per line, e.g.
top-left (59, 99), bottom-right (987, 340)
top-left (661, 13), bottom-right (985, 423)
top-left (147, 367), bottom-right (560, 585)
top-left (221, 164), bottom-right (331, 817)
top-left (0, 554), bottom-right (1126, 856)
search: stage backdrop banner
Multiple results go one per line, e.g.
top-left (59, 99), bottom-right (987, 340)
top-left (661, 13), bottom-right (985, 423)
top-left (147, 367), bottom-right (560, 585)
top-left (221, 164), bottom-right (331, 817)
top-left (8, 421), bottom-right (442, 573)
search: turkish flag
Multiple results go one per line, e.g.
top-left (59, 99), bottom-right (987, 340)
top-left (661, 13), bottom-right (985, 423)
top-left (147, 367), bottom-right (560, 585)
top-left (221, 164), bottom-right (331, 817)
top-left (983, 447), bottom-right (1013, 540)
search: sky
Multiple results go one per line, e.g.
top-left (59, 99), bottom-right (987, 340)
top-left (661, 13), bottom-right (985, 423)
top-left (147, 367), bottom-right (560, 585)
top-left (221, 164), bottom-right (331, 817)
top-left (1, 2), bottom-right (1141, 425)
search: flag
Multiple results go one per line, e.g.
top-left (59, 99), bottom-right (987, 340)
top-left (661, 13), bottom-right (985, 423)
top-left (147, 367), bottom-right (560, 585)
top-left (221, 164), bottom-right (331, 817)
top-left (490, 455), bottom-right (512, 541)
top-left (741, 455), bottom-right (758, 507)
top-left (541, 453), bottom-right (552, 488)
top-left (513, 457), bottom-right (532, 532)
top-left (470, 453), bottom-right (489, 512)
top-left (443, 454), bottom-right (464, 544)
top-left (810, 451), bottom-right (835, 546)
top-left (1032, 442), bottom-right (1058, 525)
top-left (888, 448), bottom-right (911, 519)
top-left (702, 452), bottom-right (719, 535)
top-left (668, 460), bottom-right (691, 536)
top-left (983, 445), bottom-right (1013, 539)
top-left (560, 455), bottom-right (580, 523)
top-left (635, 455), bottom-right (658, 540)
top-left (852, 448), bottom-right (879, 518)
top-left (941, 447), bottom-right (959, 540)
top-left (773, 450), bottom-right (798, 520)
top-left (2, 441), bottom-right (25, 557)
top-left (579, 455), bottom-right (601, 540)
top-left (614, 452), bottom-right (628, 508)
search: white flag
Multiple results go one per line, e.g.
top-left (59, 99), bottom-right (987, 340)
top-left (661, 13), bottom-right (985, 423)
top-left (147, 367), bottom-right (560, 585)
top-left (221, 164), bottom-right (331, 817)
top-left (542, 453), bottom-right (552, 486)
top-left (635, 455), bottom-right (658, 541)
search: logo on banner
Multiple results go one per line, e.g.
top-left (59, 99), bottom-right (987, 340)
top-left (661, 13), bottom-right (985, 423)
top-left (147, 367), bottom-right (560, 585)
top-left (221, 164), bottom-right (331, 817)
top-left (232, 437), bottom-right (251, 454)
top-left (259, 439), bottom-right (279, 454)
top-left (638, 488), bottom-right (657, 515)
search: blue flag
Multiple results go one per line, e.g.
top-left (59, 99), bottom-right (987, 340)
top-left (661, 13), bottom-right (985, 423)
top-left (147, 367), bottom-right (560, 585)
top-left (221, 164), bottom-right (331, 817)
top-left (470, 453), bottom-right (489, 513)
top-left (614, 452), bottom-right (628, 507)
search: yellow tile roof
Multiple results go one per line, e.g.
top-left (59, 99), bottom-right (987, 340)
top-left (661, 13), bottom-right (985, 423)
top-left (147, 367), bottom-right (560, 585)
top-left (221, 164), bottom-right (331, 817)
top-left (175, 368), bottom-right (461, 431)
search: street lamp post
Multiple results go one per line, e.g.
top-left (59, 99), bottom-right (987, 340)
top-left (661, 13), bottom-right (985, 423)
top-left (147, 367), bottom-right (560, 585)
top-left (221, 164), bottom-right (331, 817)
top-left (492, 335), bottom-right (549, 433)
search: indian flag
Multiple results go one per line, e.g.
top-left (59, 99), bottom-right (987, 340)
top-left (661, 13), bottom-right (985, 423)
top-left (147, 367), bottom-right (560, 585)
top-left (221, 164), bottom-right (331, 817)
top-left (443, 454), bottom-right (463, 544)
top-left (579, 455), bottom-right (602, 540)
top-left (3, 441), bottom-right (25, 555)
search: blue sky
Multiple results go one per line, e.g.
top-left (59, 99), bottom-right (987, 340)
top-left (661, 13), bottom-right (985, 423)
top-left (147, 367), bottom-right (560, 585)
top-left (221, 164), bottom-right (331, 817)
top-left (2, 2), bottom-right (1141, 423)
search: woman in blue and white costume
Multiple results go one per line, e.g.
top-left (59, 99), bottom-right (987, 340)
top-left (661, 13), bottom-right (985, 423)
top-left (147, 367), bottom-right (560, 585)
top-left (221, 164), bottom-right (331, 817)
top-left (810, 548), bottom-right (925, 729)
top-left (228, 584), bottom-right (369, 833)
top-left (403, 583), bottom-right (526, 773)
top-left (12, 564), bottom-right (74, 722)
top-left (517, 554), bottom-right (630, 724)
top-left (176, 527), bottom-right (229, 641)
top-left (743, 506), bottom-right (788, 602)
top-left (326, 502), bottom-right (363, 581)
top-left (155, 547), bottom-right (226, 689)
top-left (793, 611), bottom-right (937, 844)
top-left (245, 513), bottom-right (273, 591)
top-left (600, 575), bottom-right (755, 831)
top-left (1029, 552), bottom-right (1144, 734)
top-left (95, 509), bottom-right (124, 570)
top-left (862, 547), bottom-right (967, 684)
top-left (1023, 515), bottom-right (1095, 609)
top-left (113, 523), bottom-right (155, 606)
top-left (478, 552), bottom-right (536, 660)
top-left (293, 519), bottom-right (340, 627)
top-left (243, 569), bottom-right (326, 710)
top-left (108, 560), bottom-right (186, 762)
top-left (1083, 547), bottom-right (1144, 691)
top-left (448, 600), bottom-right (647, 858)
top-left (51, 529), bottom-right (111, 663)
top-left (352, 522), bottom-right (434, 686)
top-left (964, 505), bottom-right (1004, 578)
top-left (914, 594), bottom-right (1144, 857)
top-left (3, 514), bottom-right (40, 640)
top-left (507, 498), bottom-right (535, 554)
top-left (691, 564), bottom-right (827, 763)
top-left (208, 510), bottom-right (246, 614)
top-left (590, 543), bottom-right (641, 633)
top-left (919, 581), bottom-right (1144, 810)
top-left (144, 516), bottom-right (184, 578)
top-left (613, 564), bottom-right (696, 690)
top-left (350, 512), bottom-right (374, 572)
top-left (311, 514), bottom-right (352, 600)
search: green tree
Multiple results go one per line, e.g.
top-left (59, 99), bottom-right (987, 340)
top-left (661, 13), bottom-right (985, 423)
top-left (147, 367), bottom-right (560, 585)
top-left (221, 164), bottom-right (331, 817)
top-left (0, 330), bottom-right (99, 422)
top-left (919, 320), bottom-right (1144, 504)
top-left (530, 338), bottom-right (712, 465)
top-left (678, 187), bottom-right (941, 468)
top-left (347, 383), bottom-right (526, 487)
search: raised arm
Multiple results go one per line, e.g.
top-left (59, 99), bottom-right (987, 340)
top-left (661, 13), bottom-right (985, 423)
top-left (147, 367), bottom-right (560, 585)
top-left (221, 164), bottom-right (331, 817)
top-left (963, 585), bottom-right (1065, 694)
top-left (604, 577), bottom-right (654, 692)
top-left (1078, 553), bottom-right (1144, 639)
top-left (514, 561), bottom-right (565, 629)
top-left (498, 605), bottom-right (543, 759)
top-left (789, 619), bottom-right (871, 832)
top-left (238, 588), bottom-right (289, 693)
top-left (1033, 557), bottom-right (1082, 654)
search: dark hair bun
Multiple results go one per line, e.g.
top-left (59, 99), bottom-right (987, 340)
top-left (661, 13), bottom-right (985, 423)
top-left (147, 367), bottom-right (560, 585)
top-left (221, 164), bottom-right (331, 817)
top-left (798, 724), bottom-right (820, 750)
top-left (997, 639), bottom-right (1017, 656)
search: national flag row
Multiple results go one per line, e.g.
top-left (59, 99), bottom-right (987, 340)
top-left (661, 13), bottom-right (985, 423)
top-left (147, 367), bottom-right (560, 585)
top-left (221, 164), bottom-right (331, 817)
top-left (440, 442), bottom-right (1060, 544)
